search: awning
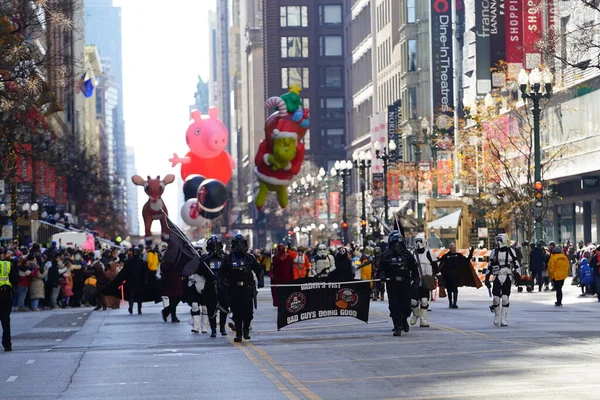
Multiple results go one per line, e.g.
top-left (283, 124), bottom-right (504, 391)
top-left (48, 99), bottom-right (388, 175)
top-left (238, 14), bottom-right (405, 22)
top-left (427, 209), bottom-right (462, 230)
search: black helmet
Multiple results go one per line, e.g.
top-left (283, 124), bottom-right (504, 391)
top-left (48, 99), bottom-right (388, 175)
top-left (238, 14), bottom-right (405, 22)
top-left (388, 230), bottom-right (406, 253)
top-left (206, 235), bottom-right (223, 253)
top-left (231, 234), bottom-right (248, 254)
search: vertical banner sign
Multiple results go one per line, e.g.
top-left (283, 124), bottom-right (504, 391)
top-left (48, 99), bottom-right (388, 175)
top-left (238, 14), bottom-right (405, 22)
top-left (371, 113), bottom-right (386, 207)
top-left (47, 167), bottom-right (56, 200)
top-left (387, 102), bottom-right (400, 163)
top-left (490, 0), bottom-right (506, 87)
top-left (388, 170), bottom-right (400, 201)
top-left (329, 192), bottom-right (339, 219)
top-left (505, 0), bottom-right (524, 80)
top-left (56, 176), bottom-right (67, 205)
top-left (430, 0), bottom-right (455, 139)
top-left (17, 144), bottom-right (33, 182)
top-left (437, 157), bottom-right (453, 196)
top-left (523, 0), bottom-right (542, 69)
top-left (36, 161), bottom-right (48, 195)
top-left (475, 0), bottom-right (492, 95)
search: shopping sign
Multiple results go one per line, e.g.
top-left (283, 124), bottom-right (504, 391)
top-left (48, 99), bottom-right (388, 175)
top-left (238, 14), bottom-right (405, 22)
top-left (275, 278), bottom-right (373, 330)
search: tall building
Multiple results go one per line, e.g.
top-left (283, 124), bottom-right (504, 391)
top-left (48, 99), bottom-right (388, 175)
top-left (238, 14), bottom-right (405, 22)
top-left (125, 147), bottom-right (139, 235)
top-left (262, 0), bottom-right (347, 170)
top-left (208, 11), bottom-right (219, 108)
top-left (83, 0), bottom-right (128, 227)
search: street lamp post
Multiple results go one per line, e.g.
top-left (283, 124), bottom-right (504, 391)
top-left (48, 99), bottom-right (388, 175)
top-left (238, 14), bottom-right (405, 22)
top-left (374, 140), bottom-right (397, 225)
top-left (333, 160), bottom-right (352, 244)
top-left (405, 124), bottom-right (423, 230)
top-left (353, 150), bottom-right (372, 245)
top-left (518, 67), bottom-right (553, 242)
top-left (420, 118), bottom-right (439, 198)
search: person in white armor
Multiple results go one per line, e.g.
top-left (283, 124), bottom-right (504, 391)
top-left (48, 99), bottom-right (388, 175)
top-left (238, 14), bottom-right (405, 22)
top-left (310, 244), bottom-right (336, 278)
top-left (410, 236), bottom-right (439, 327)
top-left (487, 234), bottom-right (520, 327)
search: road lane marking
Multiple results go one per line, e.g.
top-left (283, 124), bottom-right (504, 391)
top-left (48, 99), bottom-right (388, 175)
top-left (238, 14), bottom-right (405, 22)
top-left (71, 323), bottom-right (77, 326)
top-left (228, 336), bottom-right (299, 400)
top-left (55, 339), bottom-right (62, 342)
top-left (26, 360), bottom-right (35, 364)
top-left (246, 342), bottom-right (322, 400)
top-left (77, 317), bottom-right (83, 320)
top-left (301, 363), bottom-right (592, 383)
top-left (6, 376), bottom-right (18, 382)
top-left (279, 348), bottom-right (526, 365)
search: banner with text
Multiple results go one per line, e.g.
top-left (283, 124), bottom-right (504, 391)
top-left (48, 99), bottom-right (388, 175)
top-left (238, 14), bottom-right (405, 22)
top-left (387, 101), bottom-right (402, 164)
top-left (276, 279), bottom-right (373, 330)
top-left (430, 0), bottom-right (455, 139)
top-left (475, 0), bottom-right (491, 95)
top-left (505, 0), bottom-right (524, 79)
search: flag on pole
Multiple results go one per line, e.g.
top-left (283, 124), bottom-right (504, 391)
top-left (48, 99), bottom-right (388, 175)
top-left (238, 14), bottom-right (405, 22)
top-left (162, 213), bottom-right (214, 278)
top-left (77, 72), bottom-right (95, 98)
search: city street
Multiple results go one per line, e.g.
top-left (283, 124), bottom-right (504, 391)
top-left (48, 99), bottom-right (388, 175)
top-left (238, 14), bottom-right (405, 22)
top-left (2, 279), bottom-right (600, 400)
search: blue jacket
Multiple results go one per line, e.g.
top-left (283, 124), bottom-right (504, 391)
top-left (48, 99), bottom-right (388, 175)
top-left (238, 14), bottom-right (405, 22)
top-left (529, 247), bottom-right (546, 273)
top-left (580, 259), bottom-right (595, 285)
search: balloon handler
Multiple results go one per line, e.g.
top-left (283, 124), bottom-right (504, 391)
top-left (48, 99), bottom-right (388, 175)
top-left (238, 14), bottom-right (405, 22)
top-left (254, 85), bottom-right (309, 209)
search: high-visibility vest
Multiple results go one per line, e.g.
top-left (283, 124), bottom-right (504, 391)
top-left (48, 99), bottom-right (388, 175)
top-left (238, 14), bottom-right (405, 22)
top-left (0, 261), bottom-right (11, 287)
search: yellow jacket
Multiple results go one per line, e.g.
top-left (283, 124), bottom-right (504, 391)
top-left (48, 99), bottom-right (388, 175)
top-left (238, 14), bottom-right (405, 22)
top-left (548, 252), bottom-right (569, 281)
top-left (147, 251), bottom-right (159, 271)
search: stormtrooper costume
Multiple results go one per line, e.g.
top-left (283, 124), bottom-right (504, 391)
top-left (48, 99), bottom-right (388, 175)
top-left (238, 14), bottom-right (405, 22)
top-left (186, 240), bottom-right (210, 334)
top-left (410, 236), bottom-right (439, 328)
top-left (309, 244), bottom-right (336, 278)
top-left (487, 234), bottom-right (520, 327)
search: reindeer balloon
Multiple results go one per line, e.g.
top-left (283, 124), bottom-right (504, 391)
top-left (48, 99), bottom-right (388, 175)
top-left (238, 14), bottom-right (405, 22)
top-left (132, 174), bottom-right (176, 244)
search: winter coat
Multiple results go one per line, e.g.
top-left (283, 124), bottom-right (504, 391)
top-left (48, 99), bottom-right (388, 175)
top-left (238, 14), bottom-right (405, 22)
top-left (60, 271), bottom-right (74, 297)
top-left (529, 247), bottom-right (547, 274)
top-left (146, 251), bottom-right (159, 271)
top-left (29, 267), bottom-right (48, 299)
top-left (271, 252), bottom-right (295, 284)
top-left (329, 255), bottom-right (354, 282)
top-left (580, 259), bottom-right (595, 286)
top-left (548, 249), bottom-right (569, 281)
top-left (160, 262), bottom-right (183, 298)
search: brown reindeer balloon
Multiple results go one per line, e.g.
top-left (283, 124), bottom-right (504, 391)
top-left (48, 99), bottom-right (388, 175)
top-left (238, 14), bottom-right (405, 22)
top-left (132, 174), bottom-right (176, 243)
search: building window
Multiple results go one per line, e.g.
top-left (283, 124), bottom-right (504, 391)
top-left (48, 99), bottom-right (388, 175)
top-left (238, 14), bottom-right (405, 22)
top-left (321, 128), bottom-right (344, 149)
top-left (321, 67), bottom-right (342, 88)
top-left (408, 39), bottom-right (417, 72)
top-left (409, 87), bottom-right (417, 119)
top-left (281, 67), bottom-right (310, 89)
top-left (302, 98), bottom-right (310, 110)
top-left (407, 0), bottom-right (416, 23)
top-left (302, 129), bottom-right (311, 150)
top-left (280, 6), bottom-right (308, 27)
top-left (319, 5), bottom-right (342, 25)
top-left (320, 97), bottom-right (344, 119)
top-left (319, 36), bottom-right (343, 57)
top-left (281, 36), bottom-right (309, 58)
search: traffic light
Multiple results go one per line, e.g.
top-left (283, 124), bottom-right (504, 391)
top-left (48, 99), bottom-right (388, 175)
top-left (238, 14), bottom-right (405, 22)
top-left (224, 232), bottom-right (231, 239)
top-left (288, 230), bottom-right (294, 237)
top-left (341, 221), bottom-right (348, 231)
top-left (361, 220), bottom-right (367, 229)
top-left (534, 181), bottom-right (543, 208)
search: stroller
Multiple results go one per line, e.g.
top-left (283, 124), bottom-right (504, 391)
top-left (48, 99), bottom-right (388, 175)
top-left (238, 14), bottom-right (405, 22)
top-left (514, 263), bottom-right (535, 292)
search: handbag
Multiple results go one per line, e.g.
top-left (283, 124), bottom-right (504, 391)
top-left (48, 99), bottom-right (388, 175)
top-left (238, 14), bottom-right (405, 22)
top-left (415, 251), bottom-right (436, 290)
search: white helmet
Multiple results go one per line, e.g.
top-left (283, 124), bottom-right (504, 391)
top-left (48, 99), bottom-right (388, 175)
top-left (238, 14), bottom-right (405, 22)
top-left (496, 233), bottom-right (509, 248)
top-left (317, 244), bottom-right (328, 257)
top-left (415, 236), bottom-right (428, 249)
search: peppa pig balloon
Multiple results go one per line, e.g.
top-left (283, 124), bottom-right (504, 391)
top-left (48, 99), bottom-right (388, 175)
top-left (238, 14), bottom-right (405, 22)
top-left (169, 107), bottom-right (236, 184)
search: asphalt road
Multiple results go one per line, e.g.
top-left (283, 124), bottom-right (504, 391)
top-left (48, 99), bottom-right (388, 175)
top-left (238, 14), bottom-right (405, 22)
top-left (2, 278), bottom-right (600, 400)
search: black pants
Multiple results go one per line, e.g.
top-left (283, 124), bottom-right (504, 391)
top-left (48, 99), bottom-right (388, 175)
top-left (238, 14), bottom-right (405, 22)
top-left (554, 280), bottom-right (565, 305)
top-left (168, 297), bottom-right (180, 320)
top-left (229, 286), bottom-right (254, 333)
top-left (0, 287), bottom-right (12, 350)
top-left (387, 281), bottom-right (411, 328)
top-left (444, 275), bottom-right (459, 305)
top-left (533, 270), bottom-right (543, 290)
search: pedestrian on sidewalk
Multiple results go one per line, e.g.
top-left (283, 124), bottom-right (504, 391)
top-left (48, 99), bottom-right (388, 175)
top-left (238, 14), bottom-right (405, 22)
top-left (548, 246), bottom-right (569, 307)
top-left (15, 259), bottom-right (32, 311)
top-left (591, 247), bottom-right (600, 302)
top-left (530, 241), bottom-right (547, 292)
top-left (29, 260), bottom-right (48, 311)
top-left (1, 250), bottom-right (18, 351)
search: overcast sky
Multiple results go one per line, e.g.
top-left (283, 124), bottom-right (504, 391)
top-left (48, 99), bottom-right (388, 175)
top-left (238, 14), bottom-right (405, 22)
top-left (115, 0), bottom-right (215, 233)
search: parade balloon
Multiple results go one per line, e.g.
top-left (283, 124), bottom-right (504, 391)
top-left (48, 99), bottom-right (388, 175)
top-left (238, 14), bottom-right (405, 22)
top-left (254, 85), bottom-right (308, 210)
top-left (197, 179), bottom-right (228, 219)
top-left (183, 175), bottom-right (205, 201)
top-left (169, 107), bottom-right (236, 184)
top-left (180, 199), bottom-right (205, 227)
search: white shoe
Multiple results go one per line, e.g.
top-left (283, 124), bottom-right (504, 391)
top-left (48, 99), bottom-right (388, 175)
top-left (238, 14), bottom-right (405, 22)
top-left (501, 307), bottom-right (508, 327)
top-left (493, 306), bottom-right (500, 326)
top-left (409, 307), bottom-right (420, 325)
top-left (419, 309), bottom-right (430, 327)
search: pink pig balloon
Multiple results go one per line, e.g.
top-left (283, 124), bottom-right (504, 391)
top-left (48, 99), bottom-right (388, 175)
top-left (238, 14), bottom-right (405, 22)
top-left (169, 107), bottom-right (236, 184)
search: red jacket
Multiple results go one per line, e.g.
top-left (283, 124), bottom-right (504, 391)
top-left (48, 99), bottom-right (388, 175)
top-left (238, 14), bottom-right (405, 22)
top-left (271, 252), bottom-right (295, 284)
top-left (254, 140), bottom-right (305, 186)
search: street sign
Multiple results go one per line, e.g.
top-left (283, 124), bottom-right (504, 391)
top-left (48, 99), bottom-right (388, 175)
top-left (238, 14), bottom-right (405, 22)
top-left (477, 227), bottom-right (488, 238)
top-left (0, 179), bottom-right (4, 195)
top-left (581, 177), bottom-right (600, 189)
top-left (2, 224), bottom-right (13, 240)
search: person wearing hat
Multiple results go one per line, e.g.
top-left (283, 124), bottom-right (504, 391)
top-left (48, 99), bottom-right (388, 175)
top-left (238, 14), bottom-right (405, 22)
top-left (0, 248), bottom-right (18, 351)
